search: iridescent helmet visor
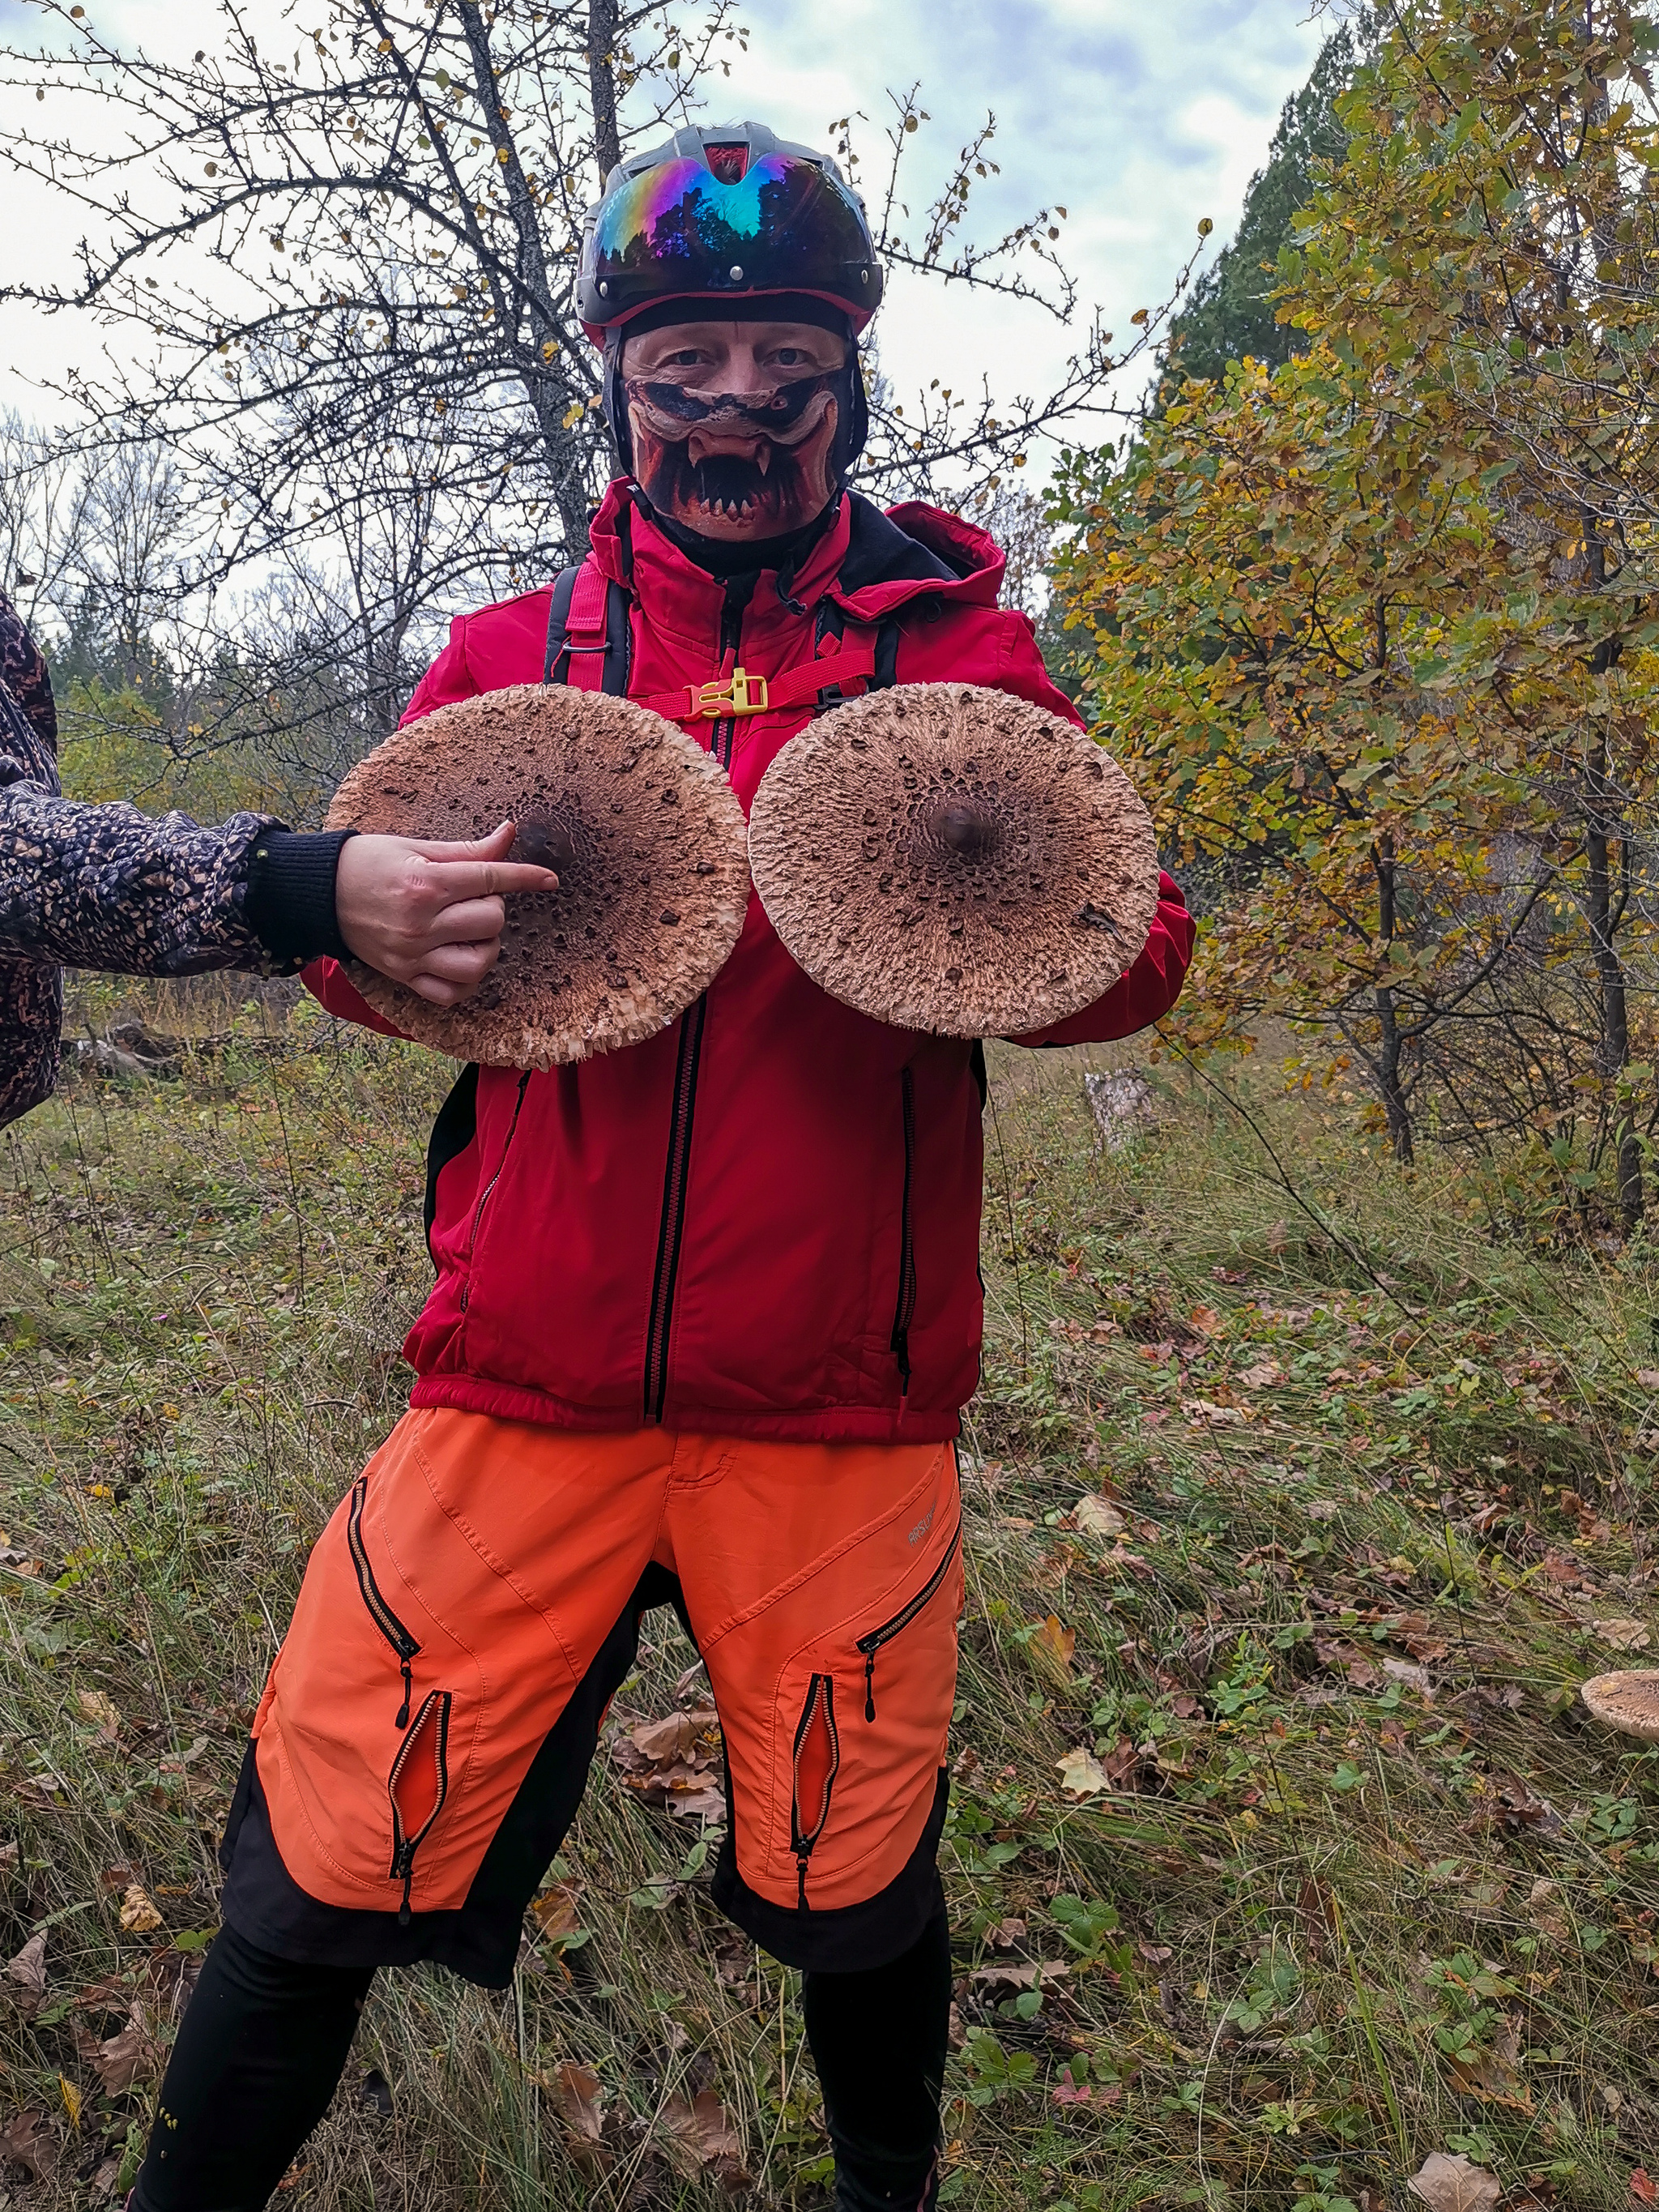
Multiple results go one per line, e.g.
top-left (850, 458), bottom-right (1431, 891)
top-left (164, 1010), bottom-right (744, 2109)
top-left (583, 153), bottom-right (882, 332)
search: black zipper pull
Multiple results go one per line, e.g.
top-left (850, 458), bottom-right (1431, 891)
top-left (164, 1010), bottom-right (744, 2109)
top-left (796, 1851), bottom-right (810, 1911)
top-left (864, 1650), bottom-right (877, 1724)
top-left (395, 1660), bottom-right (412, 1732)
top-left (396, 1848), bottom-right (414, 1925)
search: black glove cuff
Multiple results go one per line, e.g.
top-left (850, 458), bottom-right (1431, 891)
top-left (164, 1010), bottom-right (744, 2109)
top-left (243, 828), bottom-right (356, 965)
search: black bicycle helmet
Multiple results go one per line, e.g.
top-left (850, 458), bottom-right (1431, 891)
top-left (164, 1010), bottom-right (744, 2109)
top-left (578, 121), bottom-right (884, 337)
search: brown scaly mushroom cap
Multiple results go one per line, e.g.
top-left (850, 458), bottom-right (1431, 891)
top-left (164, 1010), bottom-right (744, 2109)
top-left (747, 683), bottom-right (1161, 1037)
top-left (1581, 1670), bottom-right (1659, 1741)
top-left (325, 685), bottom-right (749, 1069)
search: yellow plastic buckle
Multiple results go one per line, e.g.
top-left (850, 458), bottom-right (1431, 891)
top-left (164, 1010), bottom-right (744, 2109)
top-left (689, 666), bottom-right (770, 719)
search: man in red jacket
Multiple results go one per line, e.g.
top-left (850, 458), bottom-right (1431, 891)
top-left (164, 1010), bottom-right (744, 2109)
top-left (130, 124), bottom-right (1192, 2212)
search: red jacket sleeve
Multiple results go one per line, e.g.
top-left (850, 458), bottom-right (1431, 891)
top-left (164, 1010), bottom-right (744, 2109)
top-left (398, 613), bottom-right (480, 728)
top-left (302, 955), bottom-right (411, 1038)
top-left (1009, 872), bottom-right (1194, 1048)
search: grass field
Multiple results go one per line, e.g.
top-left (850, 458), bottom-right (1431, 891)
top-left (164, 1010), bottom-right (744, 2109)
top-left (1, 987), bottom-right (1657, 2211)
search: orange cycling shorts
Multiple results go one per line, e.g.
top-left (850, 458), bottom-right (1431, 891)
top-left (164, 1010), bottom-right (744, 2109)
top-left (218, 1410), bottom-right (963, 1984)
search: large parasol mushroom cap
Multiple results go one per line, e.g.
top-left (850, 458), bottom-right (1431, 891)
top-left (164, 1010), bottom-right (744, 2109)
top-left (747, 683), bottom-right (1162, 1038)
top-left (1581, 1669), bottom-right (1659, 1741)
top-left (325, 684), bottom-right (749, 1069)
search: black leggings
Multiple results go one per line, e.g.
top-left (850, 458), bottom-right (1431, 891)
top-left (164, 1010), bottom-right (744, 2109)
top-left (133, 1911), bottom-right (950, 2212)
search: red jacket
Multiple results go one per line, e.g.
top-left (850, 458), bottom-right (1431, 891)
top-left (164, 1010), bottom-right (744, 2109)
top-left (309, 483), bottom-right (1194, 1442)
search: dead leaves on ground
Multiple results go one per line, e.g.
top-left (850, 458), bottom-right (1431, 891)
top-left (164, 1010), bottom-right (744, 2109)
top-left (545, 2061), bottom-right (751, 2191)
top-left (0, 2107), bottom-right (58, 2180)
top-left (1409, 2151), bottom-right (1500, 2212)
top-left (611, 1705), bottom-right (727, 1822)
top-left (662, 2087), bottom-right (753, 2191)
top-left (6, 1931), bottom-right (46, 2018)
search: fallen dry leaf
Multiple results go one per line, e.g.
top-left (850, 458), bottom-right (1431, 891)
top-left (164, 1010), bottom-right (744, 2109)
top-left (550, 2060), bottom-right (611, 2170)
top-left (1237, 1359), bottom-right (1284, 1389)
top-left (1447, 2015), bottom-right (1530, 2110)
top-left (1182, 1397), bottom-right (1248, 1426)
top-left (119, 1882), bottom-right (163, 1933)
top-left (1631, 2171), bottom-right (1657, 2206)
top-left (662, 2089), bottom-right (752, 2192)
top-left (75, 1689), bottom-right (121, 1740)
top-left (969, 1960), bottom-right (1069, 1992)
top-left (1382, 1655), bottom-right (1434, 1694)
top-left (530, 1885), bottom-right (582, 1942)
top-left (1056, 1747), bottom-right (1109, 1799)
top-left (0, 2107), bottom-right (58, 2180)
top-left (1407, 2150), bottom-right (1500, 2212)
top-left (1073, 1494), bottom-right (1127, 1539)
top-left (1030, 1615), bottom-right (1076, 1668)
top-left (1594, 1618), bottom-right (1653, 1652)
top-left (6, 1932), bottom-right (45, 2017)
top-left (629, 1710), bottom-right (716, 1764)
top-left (87, 2023), bottom-right (156, 2095)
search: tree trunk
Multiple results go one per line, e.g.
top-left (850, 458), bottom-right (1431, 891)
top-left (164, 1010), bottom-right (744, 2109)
top-left (1371, 834), bottom-right (1414, 1163)
top-left (588, 0), bottom-right (621, 186)
top-left (1585, 809), bottom-right (1644, 1228)
top-left (1374, 982), bottom-right (1415, 1165)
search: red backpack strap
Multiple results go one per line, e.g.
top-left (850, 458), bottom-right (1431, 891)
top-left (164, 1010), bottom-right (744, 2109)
top-left (542, 555), bottom-right (632, 694)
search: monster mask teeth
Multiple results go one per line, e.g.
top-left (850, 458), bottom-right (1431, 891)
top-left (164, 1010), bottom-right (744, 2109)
top-left (754, 445), bottom-right (771, 476)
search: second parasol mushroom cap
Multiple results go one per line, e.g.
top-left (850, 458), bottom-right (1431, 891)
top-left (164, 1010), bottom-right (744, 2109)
top-left (326, 684), bottom-right (749, 1068)
top-left (748, 682), bottom-right (1162, 1037)
top-left (1580, 1669), bottom-right (1659, 1741)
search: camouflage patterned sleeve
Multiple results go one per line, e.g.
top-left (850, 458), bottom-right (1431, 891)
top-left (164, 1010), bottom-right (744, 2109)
top-left (0, 587), bottom-right (298, 1128)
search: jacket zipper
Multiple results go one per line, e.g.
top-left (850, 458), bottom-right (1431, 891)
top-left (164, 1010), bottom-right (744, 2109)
top-left (458, 1071), bottom-right (530, 1313)
top-left (347, 1477), bottom-right (421, 1729)
top-left (889, 1067), bottom-right (918, 1394)
top-left (642, 996), bottom-right (707, 1423)
top-left (638, 583), bottom-right (748, 1422)
top-left (388, 1689), bottom-right (453, 1924)
top-left (789, 1672), bottom-right (840, 1911)
top-left (855, 1516), bottom-right (963, 1723)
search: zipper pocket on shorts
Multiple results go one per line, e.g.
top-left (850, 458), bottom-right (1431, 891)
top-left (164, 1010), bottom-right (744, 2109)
top-left (890, 1067), bottom-right (917, 1393)
top-left (459, 1071), bottom-right (530, 1313)
top-left (388, 1689), bottom-right (453, 1924)
top-left (789, 1672), bottom-right (840, 1911)
top-left (855, 1516), bottom-right (962, 1723)
top-left (347, 1475), bottom-right (421, 1730)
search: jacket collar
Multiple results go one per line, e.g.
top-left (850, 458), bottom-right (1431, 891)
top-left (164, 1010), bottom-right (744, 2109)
top-left (587, 480), bottom-right (1008, 633)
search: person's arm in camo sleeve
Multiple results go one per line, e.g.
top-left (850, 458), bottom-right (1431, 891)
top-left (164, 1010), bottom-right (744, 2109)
top-left (0, 588), bottom-right (557, 1129)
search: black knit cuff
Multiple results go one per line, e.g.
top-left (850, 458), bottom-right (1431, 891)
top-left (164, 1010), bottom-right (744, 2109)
top-left (243, 829), bottom-right (355, 965)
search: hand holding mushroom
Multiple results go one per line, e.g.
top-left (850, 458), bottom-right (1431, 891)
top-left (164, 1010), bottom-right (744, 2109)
top-left (326, 685), bottom-right (750, 1064)
top-left (335, 821), bottom-right (562, 1006)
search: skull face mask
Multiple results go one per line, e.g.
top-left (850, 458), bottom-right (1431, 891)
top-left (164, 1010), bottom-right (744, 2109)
top-left (623, 370), bottom-right (844, 539)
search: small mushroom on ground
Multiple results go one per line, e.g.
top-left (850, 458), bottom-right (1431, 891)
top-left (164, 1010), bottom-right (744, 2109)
top-left (326, 685), bottom-right (749, 1068)
top-left (747, 683), bottom-right (1161, 1037)
top-left (1580, 1669), bottom-right (1659, 1740)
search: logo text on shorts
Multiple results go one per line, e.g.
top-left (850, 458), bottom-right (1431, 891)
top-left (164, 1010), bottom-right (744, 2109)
top-left (909, 1503), bottom-right (936, 1546)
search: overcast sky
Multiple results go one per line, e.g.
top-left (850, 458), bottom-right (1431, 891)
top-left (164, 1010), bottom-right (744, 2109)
top-left (0, 0), bottom-right (1324, 454)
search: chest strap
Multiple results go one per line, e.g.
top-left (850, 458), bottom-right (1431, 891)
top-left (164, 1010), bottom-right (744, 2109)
top-left (637, 630), bottom-right (881, 724)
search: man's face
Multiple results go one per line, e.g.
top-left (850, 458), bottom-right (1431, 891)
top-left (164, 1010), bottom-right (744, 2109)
top-left (620, 318), bottom-right (848, 540)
